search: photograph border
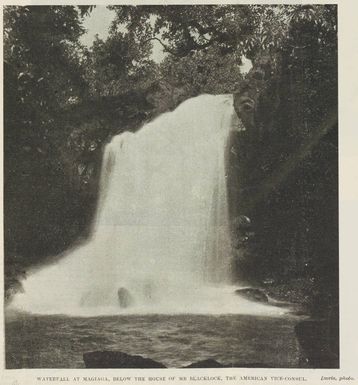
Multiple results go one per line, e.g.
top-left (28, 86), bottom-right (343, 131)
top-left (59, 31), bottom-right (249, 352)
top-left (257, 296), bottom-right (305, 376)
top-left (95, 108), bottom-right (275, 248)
top-left (1, 0), bottom-right (357, 383)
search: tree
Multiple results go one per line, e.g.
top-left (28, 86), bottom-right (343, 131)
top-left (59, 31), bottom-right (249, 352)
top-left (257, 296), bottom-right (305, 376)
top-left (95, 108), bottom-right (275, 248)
top-left (231, 5), bottom-right (337, 314)
top-left (4, 6), bottom-right (90, 295)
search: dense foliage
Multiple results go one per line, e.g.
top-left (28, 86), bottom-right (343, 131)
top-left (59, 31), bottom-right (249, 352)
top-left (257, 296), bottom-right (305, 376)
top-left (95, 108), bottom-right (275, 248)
top-left (4, 5), bottom-right (337, 315)
top-left (230, 5), bottom-right (337, 314)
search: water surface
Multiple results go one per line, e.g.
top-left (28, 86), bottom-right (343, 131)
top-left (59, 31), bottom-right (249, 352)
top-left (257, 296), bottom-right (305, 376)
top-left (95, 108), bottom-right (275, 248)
top-left (6, 312), bottom-right (301, 368)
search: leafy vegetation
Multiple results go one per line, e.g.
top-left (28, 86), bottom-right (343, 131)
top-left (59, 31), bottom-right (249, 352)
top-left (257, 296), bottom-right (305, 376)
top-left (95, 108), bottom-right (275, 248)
top-left (4, 5), bottom-right (337, 315)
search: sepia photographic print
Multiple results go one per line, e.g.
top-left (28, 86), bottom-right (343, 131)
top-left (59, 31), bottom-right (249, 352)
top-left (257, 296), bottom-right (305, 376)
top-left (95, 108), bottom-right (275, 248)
top-left (2, 0), bottom-right (356, 383)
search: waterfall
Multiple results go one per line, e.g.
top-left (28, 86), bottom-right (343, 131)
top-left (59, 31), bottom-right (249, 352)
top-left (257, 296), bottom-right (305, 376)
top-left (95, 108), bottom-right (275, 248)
top-left (10, 94), bottom-right (284, 316)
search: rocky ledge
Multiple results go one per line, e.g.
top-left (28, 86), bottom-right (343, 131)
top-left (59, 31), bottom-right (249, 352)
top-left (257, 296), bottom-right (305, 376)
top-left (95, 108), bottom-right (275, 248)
top-left (83, 351), bottom-right (166, 368)
top-left (83, 351), bottom-right (272, 368)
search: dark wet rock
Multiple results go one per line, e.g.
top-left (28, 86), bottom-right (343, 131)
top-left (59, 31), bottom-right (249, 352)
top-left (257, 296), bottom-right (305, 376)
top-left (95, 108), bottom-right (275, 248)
top-left (268, 300), bottom-right (292, 308)
top-left (117, 287), bottom-right (133, 308)
top-left (83, 352), bottom-right (276, 368)
top-left (236, 215), bottom-right (252, 232)
top-left (234, 288), bottom-right (269, 303)
top-left (288, 309), bottom-right (307, 316)
top-left (83, 351), bottom-right (166, 368)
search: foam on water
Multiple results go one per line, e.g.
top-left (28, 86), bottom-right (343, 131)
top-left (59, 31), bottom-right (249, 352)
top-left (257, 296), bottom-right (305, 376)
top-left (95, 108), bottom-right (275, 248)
top-left (11, 94), bottom-right (286, 317)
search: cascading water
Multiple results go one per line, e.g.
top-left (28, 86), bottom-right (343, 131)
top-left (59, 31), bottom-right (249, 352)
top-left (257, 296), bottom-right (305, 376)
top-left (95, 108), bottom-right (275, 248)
top-left (11, 94), bottom-right (284, 316)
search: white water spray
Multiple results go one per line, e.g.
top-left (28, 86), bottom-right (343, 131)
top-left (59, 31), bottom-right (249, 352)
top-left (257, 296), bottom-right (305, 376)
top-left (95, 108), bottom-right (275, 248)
top-left (11, 95), bottom-right (284, 316)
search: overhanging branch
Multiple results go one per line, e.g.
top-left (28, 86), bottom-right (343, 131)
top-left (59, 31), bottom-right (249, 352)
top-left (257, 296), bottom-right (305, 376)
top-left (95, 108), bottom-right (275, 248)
top-left (142, 37), bottom-right (179, 56)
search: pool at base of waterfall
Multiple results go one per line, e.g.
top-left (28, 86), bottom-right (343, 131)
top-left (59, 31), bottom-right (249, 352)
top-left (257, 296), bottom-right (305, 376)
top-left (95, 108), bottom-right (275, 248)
top-left (5, 312), bottom-right (302, 368)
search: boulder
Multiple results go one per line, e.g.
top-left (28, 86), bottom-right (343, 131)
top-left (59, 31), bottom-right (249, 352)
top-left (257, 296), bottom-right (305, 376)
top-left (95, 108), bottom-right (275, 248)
top-left (117, 287), bottom-right (134, 308)
top-left (234, 288), bottom-right (269, 303)
top-left (83, 351), bottom-right (166, 368)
